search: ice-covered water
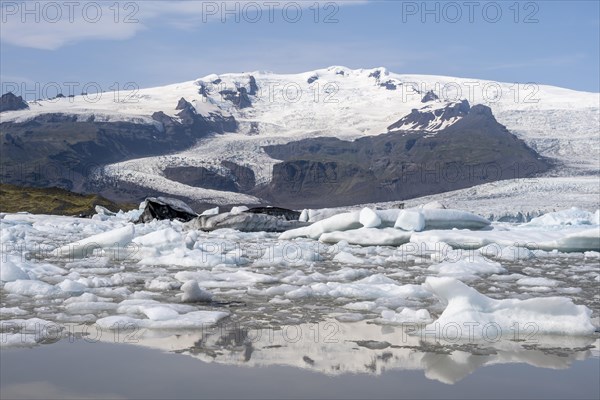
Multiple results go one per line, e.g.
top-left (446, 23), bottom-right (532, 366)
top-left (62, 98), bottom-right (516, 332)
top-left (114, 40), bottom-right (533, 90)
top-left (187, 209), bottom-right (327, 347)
top-left (1, 206), bottom-right (599, 385)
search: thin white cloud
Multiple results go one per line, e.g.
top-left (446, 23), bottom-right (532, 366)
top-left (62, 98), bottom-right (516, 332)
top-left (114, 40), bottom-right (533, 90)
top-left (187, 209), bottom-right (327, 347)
top-left (0, 1), bottom-right (367, 50)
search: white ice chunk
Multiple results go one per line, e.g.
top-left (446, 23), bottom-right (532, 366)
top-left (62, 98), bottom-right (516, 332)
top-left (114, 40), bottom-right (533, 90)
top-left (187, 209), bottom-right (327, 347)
top-left (420, 209), bottom-right (490, 230)
top-left (332, 251), bottom-right (364, 265)
top-left (138, 247), bottom-right (228, 268)
top-left (359, 208), bottom-right (381, 228)
top-left (0, 307), bottom-right (28, 316)
top-left (380, 308), bottom-right (432, 324)
top-left (175, 270), bottom-right (277, 288)
top-left (65, 301), bottom-right (119, 314)
top-left (412, 225), bottom-right (599, 253)
top-left (0, 259), bottom-right (30, 282)
top-left (200, 207), bottom-right (219, 216)
top-left (344, 301), bottom-right (377, 311)
top-left (229, 206), bottom-right (249, 215)
top-left (57, 279), bottom-right (88, 294)
top-left (181, 280), bottom-right (213, 302)
top-left (517, 277), bottom-right (559, 287)
top-left (54, 224), bottom-right (135, 259)
top-left (299, 209), bottom-right (309, 222)
top-left (141, 306), bottom-right (180, 321)
top-left (295, 274), bottom-right (432, 301)
top-left (523, 207), bottom-right (597, 227)
top-left (428, 258), bottom-right (506, 278)
top-left (279, 211), bottom-right (361, 240)
top-left (4, 280), bottom-right (61, 297)
top-left (320, 227), bottom-right (411, 246)
top-left (394, 210), bottom-right (425, 231)
top-left (544, 228), bottom-right (600, 252)
top-left (132, 227), bottom-right (183, 250)
top-left (423, 277), bottom-right (595, 337)
top-left (479, 245), bottom-right (535, 261)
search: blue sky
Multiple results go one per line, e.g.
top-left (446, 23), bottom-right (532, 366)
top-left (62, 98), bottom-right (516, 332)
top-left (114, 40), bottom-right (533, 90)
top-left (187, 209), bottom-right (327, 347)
top-left (1, 1), bottom-right (599, 99)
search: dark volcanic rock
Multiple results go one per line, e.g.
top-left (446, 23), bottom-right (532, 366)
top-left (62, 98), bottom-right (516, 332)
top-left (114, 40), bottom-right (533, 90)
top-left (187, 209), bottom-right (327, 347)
top-left (368, 70), bottom-right (381, 79)
top-left (221, 161), bottom-right (256, 191)
top-left (0, 92), bottom-right (29, 112)
top-left (136, 197), bottom-right (197, 223)
top-left (248, 75), bottom-right (259, 96)
top-left (176, 97), bottom-right (193, 111)
top-left (0, 98), bottom-right (238, 192)
top-left (163, 161), bottom-right (257, 193)
top-left (198, 82), bottom-right (209, 96)
top-left (259, 103), bottom-right (551, 208)
top-left (421, 90), bottom-right (439, 103)
top-left (163, 166), bottom-right (239, 192)
top-left (186, 212), bottom-right (307, 232)
top-left (219, 88), bottom-right (252, 109)
top-left (379, 80), bottom-right (397, 90)
top-left (307, 75), bottom-right (319, 84)
top-left (387, 100), bottom-right (471, 131)
top-left (245, 206), bottom-right (300, 221)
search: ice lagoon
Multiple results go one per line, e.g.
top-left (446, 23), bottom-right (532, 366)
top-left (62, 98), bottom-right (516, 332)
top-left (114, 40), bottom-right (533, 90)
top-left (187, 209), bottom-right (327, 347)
top-left (1, 205), bottom-right (599, 398)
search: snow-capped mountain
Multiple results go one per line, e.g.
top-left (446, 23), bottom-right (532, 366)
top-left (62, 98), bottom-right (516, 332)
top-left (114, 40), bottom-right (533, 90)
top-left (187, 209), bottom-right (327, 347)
top-left (1, 66), bottom-right (598, 209)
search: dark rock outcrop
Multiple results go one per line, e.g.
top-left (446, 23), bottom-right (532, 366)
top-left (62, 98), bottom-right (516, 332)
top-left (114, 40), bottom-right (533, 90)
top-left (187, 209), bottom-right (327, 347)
top-left (379, 80), bottom-right (397, 90)
top-left (136, 197), bottom-right (197, 223)
top-left (248, 76), bottom-right (259, 96)
top-left (368, 70), bottom-right (381, 79)
top-left (0, 92), bottom-right (29, 112)
top-left (245, 206), bottom-right (300, 220)
top-left (0, 99), bottom-right (237, 193)
top-left (259, 103), bottom-right (551, 208)
top-left (163, 166), bottom-right (239, 192)
top-left (219, 88), bottom-right (252, 109)
top-left (221, 161), bottom-right (256, 191)
top-left (186, 211), bottom-right (307, 232)
top-left (421, 90), bottom-right (439, 103)
top-left (387, 100), bottom-right (471, 131)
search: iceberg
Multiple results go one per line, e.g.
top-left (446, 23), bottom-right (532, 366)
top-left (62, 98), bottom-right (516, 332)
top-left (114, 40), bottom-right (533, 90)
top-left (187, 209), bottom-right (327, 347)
top-left (422, 277), bottom-right (595, 339)
top-left (54, 224), bottom-right (135, 259)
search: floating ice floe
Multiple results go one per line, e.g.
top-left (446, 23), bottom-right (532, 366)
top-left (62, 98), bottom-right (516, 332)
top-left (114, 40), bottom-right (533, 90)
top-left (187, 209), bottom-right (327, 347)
top-left (378, 308), bottom-right (433, 325)
top-left (200, 206), bottom-right (219, 216)
top-left (422, 277), bottom-right (595, 339)
top-left (280, 211), bottom-right (362, 240)
top-left (180, 280), bottom-right (213, 302)
top-left (0, 257), bottom-right (31, 282)
top-left (522, 207), bottom-right (599, 228)
top-left (359, 208), bottom-right (382, 228)
top-left (4, 279), bottom-right (62, 297)
top-left (54, 224), bottom-right (135, 259)
top-left (320, 227), bottom-right (412, 246)
top-left (187, 211), bottom-right (307, 232)
top-left (427, 257), bottom-right (506, 280)
top-left (411, 226), bottom-right (600, 253)
top-left (1, 204), bottom-right (599, 357)
top-left (418, 209), bottom-right (491, 230)
top-left (280, 208), bottom-right (491, 245)
top-left (394, 210), bottom-right (426, 231)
